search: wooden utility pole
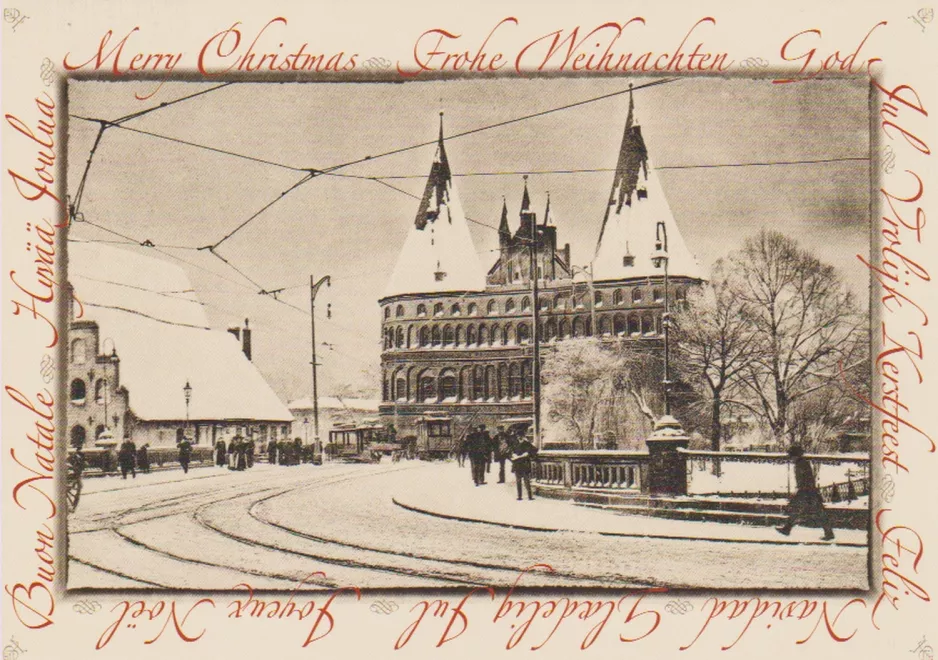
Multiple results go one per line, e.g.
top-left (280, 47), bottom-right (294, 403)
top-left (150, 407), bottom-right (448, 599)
top-left (310, 275), bottom-right (331, 448)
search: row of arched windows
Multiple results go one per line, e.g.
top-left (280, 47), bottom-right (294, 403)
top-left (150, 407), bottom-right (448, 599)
top-left (70, 378), bottom-right (111, 404)
top-left (383, 286), bottom-right (688, 321)
top-left (383, 362), bottom-right (533, 403)
top-left (382, 312), bottom-right (663, 350)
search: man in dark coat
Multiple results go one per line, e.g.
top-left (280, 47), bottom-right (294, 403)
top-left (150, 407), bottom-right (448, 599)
top-left (268, 440), bottom-right (277, 465)
top-left (776, 444), bottom-right (835, 540)
top-left (215, 440), bottom-right (226, 467)
top-left (482, 426), bottom-right (494, 475)
top-left (510, 432), bottom-right (538, 500)
top-left (136, 444), bottom-right (150, 474)
top-left (178, 437), bottom-right (192, 474)
top-left (467, 426), bottom-right (487, 486)
top-left (493, 426), bottom-right (510, 484)
top-left (118, 439), bottom-right (137, 479)
top-left (247, 440), bottom-right (255, 468)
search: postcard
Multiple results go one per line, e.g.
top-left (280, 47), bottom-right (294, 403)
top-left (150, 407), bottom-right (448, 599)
top-left (2, 1), bottom-right (935, 658)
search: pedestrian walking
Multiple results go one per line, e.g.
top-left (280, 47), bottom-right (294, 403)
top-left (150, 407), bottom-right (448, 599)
top-left (118, 439), bottom-right (137, 479)
top-left (215, 440), bottom-right (226, 467)
top-left (136, 443), bottom-right (150, 474)
top-left (482, 426), bottom-right (494, 475)
top-left (776, 445), bottom-right (835, 541)
top-left (493, 426), bottom-right (510, 484)
top-left (510, 431), bottom-right (538, 501)
top-left (247, 440), bottom-right (255, 468)
top-left (467, 426), bottom-right (487, 486)
top-left (267, 440), bottom-right (277, 465)
top-left (178, 437), bottom-right (192, 474)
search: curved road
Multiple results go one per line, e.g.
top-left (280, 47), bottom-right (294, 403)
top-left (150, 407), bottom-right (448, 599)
top-left (68, 461), bottom-right (867, 590)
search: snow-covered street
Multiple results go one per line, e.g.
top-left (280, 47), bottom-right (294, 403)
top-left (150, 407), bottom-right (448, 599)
top-left (68, 460), bottom-right (868, 591)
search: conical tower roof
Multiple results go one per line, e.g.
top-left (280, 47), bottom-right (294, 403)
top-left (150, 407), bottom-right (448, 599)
top-left (593, 88), bottom-right (705, 283)
top-left (383, 114), bottom-right (486, 298)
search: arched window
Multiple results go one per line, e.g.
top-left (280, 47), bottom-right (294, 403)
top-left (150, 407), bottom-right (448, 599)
top-left (628, 315), bottom-right (640, 335)
top-left (396, 304), bottom-right (405, 317)
top-left (491, 326), bottom-right (502, 345)
top-left (614, 314), bottom-right (626, 336)
top-left (451, 303), bottom-right (461, 316)
top-left (554, 293), bottom-right (564, 310)
top-left (675, 287), bottom-right (687, 301)
top-left (418, 371), bottom-right (436, 402)
top-left (509, 363), bottom-right (522, 398)
top-left (468, 302), bottom-right (478, 316)
top-left (431, 326), bottom-right (441, 346)
top-left (594, 290), bottom-right (603, 307)
top-left (394, 369), bottom-right (407, 401)
top-left (504, 324), bottom-right (513, 345)
top-left (642, 314), bottom-right (654, 335)
top-left (653, 288), bottom-right (663, 302)
top-left (497, 363), bottom-right (507, 400)
top-left (572, 317), bottom-right (584, 337)
top-left (544, 320), bottom-right (556, 341)
top-left (486, 365), bottom-right (497, 400)
top-left (434, 302), bottom-right (444, 317)
top-left (95, 424), bottom-right (106, 439)
top-left (384, 307), bottom-right (391, 320)
top-left (505, 298), bottom-right (516, 314)
top-left (95, 379), bottom-right (106, 403)
top-left (575, 293), bottom-right (586, 309)
top-left (419, 327), bottom-right (430, 347)
top-left (417, 304), bottom-right (427, 317)
top-left (455, 326), bottom-right (463, 346)
top-left (479, 324), bottom-right (489, 346)
top-left (70, 425), bottom-right (86, 449)
top-left (473, 366), bottom-right (485, 401)
top-left (540, 296), bottom-right (550, 312)
top-left (439, 369), bottom-right (458, 400)
top-left (70, 378), bottom-right (86, 403)
top-left (632, 288), bottom-right (643, 303)
top-left (613, 289), bottom-right (623, 305)
top-left (487, 300), bottom-right (497, 315)
top-left (407, 326), bottom-right (414, 348)
top-left (518, 323), bottom-right (530, 344)
top-left (521, 296), bottom-right (531, 312)
top-left (71, 338), bottom-right (86, 365)
top-left (599, 316), bottom-right (610, 336)
top-left (396, 327), bottom-right (404, 348)
top-left (443, 325), bottom-right (454, 346)
top-left (521, 360), bottom-right (532, 399)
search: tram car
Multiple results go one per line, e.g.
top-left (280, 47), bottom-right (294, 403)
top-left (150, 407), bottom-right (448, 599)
top-left (327, 422), bottom-right (385, 462)
top-left (414, 413), bottom-right (454, 460)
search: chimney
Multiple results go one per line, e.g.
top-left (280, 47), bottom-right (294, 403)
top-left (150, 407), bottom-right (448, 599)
top-left (241, 318), bottom-right (252, 361)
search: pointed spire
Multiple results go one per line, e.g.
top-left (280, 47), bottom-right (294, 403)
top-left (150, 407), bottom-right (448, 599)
top-left (543, 191), bottom-right (551, 226)
top-left (415, 112), bottom-right (452, 230)
top-left (498, 196), bottom-right (510, 240)
top-left (521, 174), bottom-right (531, 212)
top-left (595, 83), bottom-right (649, 251)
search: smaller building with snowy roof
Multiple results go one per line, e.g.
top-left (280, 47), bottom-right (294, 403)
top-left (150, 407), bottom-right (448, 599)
top-left (66, 242), bottom-right (294, 450)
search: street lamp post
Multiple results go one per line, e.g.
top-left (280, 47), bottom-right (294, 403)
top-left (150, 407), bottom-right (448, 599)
top-left (652, 221), bottom-right (672, 415)
top-left (183, 380), bottom-right (192, 439)
top-left (309, 275), bottom-right (331, 453)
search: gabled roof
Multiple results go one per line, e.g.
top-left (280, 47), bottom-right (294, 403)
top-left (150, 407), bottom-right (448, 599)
top-left (69, 242), bottom-right (293, 423)
top-left (383, 114), bottom-right (486, 299)
top-left (593, 89), bottom-right (705, 283)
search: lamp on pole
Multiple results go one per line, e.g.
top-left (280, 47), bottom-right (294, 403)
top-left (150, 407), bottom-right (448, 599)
top-left (310, 275), bottom-right (331, 453)
top-left (183, 380), bottom-right (192, 438)
top-left (651, 221), bottom-right (672, 415)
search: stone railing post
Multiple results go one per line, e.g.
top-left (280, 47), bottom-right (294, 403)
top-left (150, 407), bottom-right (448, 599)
top-left (645, 415), bottom-right (690, 496)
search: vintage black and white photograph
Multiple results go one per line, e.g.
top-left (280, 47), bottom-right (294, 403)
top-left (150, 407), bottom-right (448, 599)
top-left (64, 76), bottom-right (871, 590)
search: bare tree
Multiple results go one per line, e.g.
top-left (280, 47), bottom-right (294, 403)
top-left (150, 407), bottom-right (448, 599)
top-left (673, 260), bottom-right (759, 451)
top-left (728, 230), bottom-right (865, 446)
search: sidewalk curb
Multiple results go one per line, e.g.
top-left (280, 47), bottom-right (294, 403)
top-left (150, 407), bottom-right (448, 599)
top-left (391, 497), bottom-right (868, 548)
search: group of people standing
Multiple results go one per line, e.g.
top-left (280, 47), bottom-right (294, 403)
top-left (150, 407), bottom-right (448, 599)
top-left (460, 425), bottom-right (538, 500)
top-left (117, 440), bottom-right (151, 479)
top-left (216, 438), bottom-right (255, 471)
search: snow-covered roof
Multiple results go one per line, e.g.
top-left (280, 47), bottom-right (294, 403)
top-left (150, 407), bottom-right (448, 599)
top-left (69, 242), bottom-right (293, 423)
top-left (287, 396), bottom-right (381, 412)
top-left (592, 92), bottom-right (706, 284)
top-left (383, 115), bottom-right (485, 299)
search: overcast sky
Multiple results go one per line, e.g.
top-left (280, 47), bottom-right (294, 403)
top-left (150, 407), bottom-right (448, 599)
top-left (67, 76), bottom-right (870, 402)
